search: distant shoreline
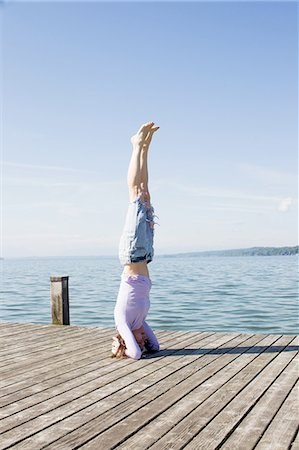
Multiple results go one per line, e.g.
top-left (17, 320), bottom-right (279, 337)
top-left (2, 246), bottom-right (298, 259)
top-left (161, 246), bottom-right (299, 257)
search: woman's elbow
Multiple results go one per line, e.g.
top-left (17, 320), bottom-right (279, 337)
top-left (151, 343), bottom-right (160, 351)
top-left (126, 348), bottom-right (142, 360)
top-left (145, 341), bottom-right (160, 352)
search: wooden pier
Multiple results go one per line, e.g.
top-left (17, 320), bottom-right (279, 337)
top-left (0, 322), bottom-right (298, 449)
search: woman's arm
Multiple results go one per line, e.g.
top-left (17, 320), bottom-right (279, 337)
top-left (143, 321), bottom-right (160, 352)
top-left (117, 323), bottom-right (142, 360)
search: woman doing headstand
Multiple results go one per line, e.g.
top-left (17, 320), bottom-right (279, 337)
top-left (112, 122), bottom-right (160, 360)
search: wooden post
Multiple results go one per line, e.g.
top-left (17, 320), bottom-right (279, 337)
top-left (50, 276), bottom-right (70, 325)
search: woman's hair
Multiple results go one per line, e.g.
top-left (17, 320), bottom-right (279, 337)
top-left (111, 333), bottom-right (127, 358)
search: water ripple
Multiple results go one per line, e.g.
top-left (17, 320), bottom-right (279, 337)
top-left (1, 255), bottom-right (298, 334)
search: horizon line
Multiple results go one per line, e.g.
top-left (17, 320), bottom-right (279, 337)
top-left (2, 244), bottom-right (298, 259)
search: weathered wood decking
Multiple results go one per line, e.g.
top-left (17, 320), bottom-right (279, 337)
top-left (0, 322), bottom-right (298, 449)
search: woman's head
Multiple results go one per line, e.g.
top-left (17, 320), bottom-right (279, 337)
top-left (132, 325), bottom-right (147, 350)
top-left (111, 325), bottom-right (147, 359)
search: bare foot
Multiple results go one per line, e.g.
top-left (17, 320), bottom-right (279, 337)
top-left (142, 125), bottom-right (160, 150)
top-left (130, 122), bottom-right (155, 148)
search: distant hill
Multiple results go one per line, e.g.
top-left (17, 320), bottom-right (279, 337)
top-left (162, 246), bottom-right (299, 257)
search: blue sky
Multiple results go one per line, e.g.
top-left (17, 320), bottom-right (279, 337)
top-left (2, 1), bottom-right (298, 257)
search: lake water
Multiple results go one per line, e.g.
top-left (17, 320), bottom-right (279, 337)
top-left (0, 255), bottom-right (298, 334)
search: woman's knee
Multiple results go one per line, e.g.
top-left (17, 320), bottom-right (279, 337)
top-left (128, 184), bottom-right (151, 204)
top-left (140, 186), bottom-right (150, 203)
top-left (128, 185), bottom-right (140, 202)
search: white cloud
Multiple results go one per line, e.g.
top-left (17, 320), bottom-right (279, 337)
top-left (237, 162), bottom-right (297, 185)
top-left (3, 172), bottom-right (298, 257)
top-left (4, 233), bottom-right (115, 244)
top-left (4, 174), bottom-right (123, 191)
top-left (153, 178), bottom-right (298, 215)
top-left (2, 161), bottom-right (96, 173)
top-left (278, 197), bottom-right (293, 212)
top-left (155, 178), bottom-right (282, 203)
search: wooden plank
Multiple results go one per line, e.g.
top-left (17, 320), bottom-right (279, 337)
top-left (0, 327), bottom-right (177, 358)
top-left (0, 330), bottom-right (212, 436)
top-left (21, 333), bottom-right (255, 450)
top-left (0, 323), bottom-right (112, 346)
top-left (0, 330), bottom-right (183, 391)
top-left (0, 328), bottom-right (111, 363)
top-left (0, 332), bottom-right (234, 448)
top-left (0, 329), bottom-right (173, 395)
top-left (0, 330), bottom-right (173, 405)
top-left (220, 354), bottom-right (299, 449)
top-left (78, 333), bottom-right (276, 450)
top-left (0, 330), bottom-right (191, 412)
top-left (0, 322), bottom-right (30, 332)
top-left (0, 324), bottom-right (54, 339)
top-left (0, 323), bottom-right (113, 353)
top-left (0, 323), bottom-right (109, 351)
top-left (137, 335), bottom-right (293, 449)
top-left (0, 336), bottom-right (113, 391)
top-left (254, 380), bottom-right (299, 449)
top-left (0, 334), bottom-right (111, 381)
top-left (149, 335), bottom-right (296, 450)
top-left (0, 330), bottom-right (209, 413)
top-left (0, 322), bottom-right (22, 327)
top-left (0, 329), bottom-right (112, 376)
top-left (184, 347), bottom-right (298, 449)
top-left (290, 430), bottom-right (299, 449)
top-left (0, 323), bottom-right (71, 340)
top-left (0, 332), bottom-right (112, 386)
top-left (0, 324), bottom-right (296, 450)
top-left (0, 323), bottom-right (103, 340)
top-left (113, 333), bottom-right (270, 450)
top-left (0, 330), bottom-right (173, 390)
top-left (0, 327), bottom-right (113, 358)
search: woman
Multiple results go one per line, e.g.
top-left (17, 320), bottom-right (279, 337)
top-left (112, 122), bottom-right (160, 360)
